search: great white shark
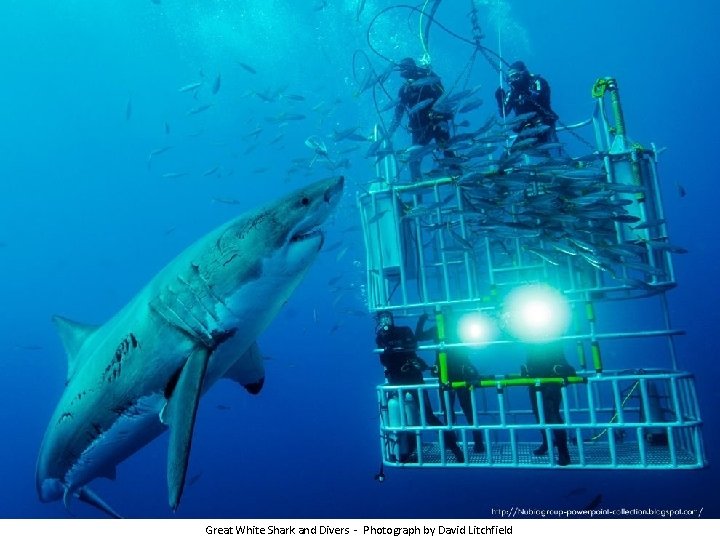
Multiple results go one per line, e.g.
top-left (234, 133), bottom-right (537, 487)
top-left (36, 176), bottom-right (344, 517)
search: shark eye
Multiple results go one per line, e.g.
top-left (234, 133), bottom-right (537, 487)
top-left (300, 197), bottom-right (310, 206)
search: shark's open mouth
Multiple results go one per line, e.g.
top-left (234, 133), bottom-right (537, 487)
top-left (290, 229), bottom-right (324, 251)
top-left (290, 229), bottom-right (322, 243)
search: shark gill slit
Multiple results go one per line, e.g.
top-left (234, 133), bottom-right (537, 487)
top-left (190, 262), bottom-right (235, 313)
top-left (154, 286), bottom-right (214, 348)
top-left (149, 300), bottom-right (206, 347)
top-left (173, 293), bottom-right (215, 344)
top-left (175, 273), bottom-right (222, 325)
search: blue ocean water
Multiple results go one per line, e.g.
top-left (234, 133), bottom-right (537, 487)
top-left (0, 0), bottom-right (717, 519)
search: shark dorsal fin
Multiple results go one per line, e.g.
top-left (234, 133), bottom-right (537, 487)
top-left (52, 315), bottom-right (99, 377)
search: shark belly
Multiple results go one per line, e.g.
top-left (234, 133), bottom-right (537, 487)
top-left (63, 394), bottom-right (166, 493)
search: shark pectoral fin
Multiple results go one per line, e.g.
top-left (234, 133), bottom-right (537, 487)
top-left (243, 378), bottom-right (265, 395)
top-left (52, 315), bottom-right (100, 380)
top-left (166, 347), bottom-right (210, 512)
top-left (222, 341), bottom-right (266, 394)
top-left (78, 487), bottom-right (123, 519)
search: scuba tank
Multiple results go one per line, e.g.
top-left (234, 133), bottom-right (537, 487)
top-left (387, 392), bottom-right (420, 461)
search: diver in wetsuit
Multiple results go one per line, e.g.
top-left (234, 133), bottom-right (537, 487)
top-left (495, 61), bottom-right (559, 147)
top-left (386, 58), bottom-right (457, 181)
top-left (375, 310), bottom-right (464, 463)
top-left (416, 312), bottom-right (485, 453)
top-left (522, 341), bottom-right (575, 466)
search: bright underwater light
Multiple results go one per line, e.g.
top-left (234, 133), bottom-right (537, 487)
top-left (457, 312), bottom-right (496, 344)
top-left (503, 284), bottom-right (570, 343)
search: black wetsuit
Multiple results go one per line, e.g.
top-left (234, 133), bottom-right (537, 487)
top-left (416, 317), bottom-right (485, 452)
top-left (522, 342), bottom-right (575, 465)
top-left (496, 74), bottom-right (559, 145)
top-left (392, 70), bottom-right (456, 180)
top-left (376, 323), bottom-right (463, 462)
top-left (378, 325), bottom-right (419, 382)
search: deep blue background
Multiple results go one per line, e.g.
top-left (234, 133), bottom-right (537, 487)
top-left (0, 1), bottom-right (717, 519)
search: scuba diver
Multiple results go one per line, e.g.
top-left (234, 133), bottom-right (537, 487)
top-left (416, 312), bottom-right (485, 453)
top-left (521, 341), bottom-right (575, 466)
top-left (375, 310), bottom-right (464, 463)
top-left (495, 60), bottom-right (559, 147)
top-left (385, 58), bottom-right (458, 181)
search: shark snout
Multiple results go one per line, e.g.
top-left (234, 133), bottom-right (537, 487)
top-left (287, 175), bottom-right (344, 246)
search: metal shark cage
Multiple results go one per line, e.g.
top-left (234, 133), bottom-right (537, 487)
top-left (358, 78), bottom-right (706, 470)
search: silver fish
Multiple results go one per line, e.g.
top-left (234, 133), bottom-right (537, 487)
top-left (407, 98), bottom-right (435, 116)
top-left (187, 104), bottom-right (212, 115)
top-left (178, 82), bottom-right (203, 93)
